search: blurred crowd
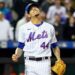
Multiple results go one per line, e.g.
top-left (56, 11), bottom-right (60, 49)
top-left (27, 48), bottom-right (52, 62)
top-left (0, 0), bottom-right (75, 74)
top-left (0, 0), bottom-right (75, 42)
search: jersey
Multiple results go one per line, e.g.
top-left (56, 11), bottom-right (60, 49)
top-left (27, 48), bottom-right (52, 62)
top-left (0, 18), bottom-right (13, 41)
top-left (15, 17), bottom-right (27, 41)
top-left (18, 21), bottom-right (57, 57)
top-left (47, 5), bottom-right (66, 24)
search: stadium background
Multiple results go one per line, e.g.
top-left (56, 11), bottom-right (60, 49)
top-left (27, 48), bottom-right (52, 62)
top-left (0, 0), bottom-right (75, 75)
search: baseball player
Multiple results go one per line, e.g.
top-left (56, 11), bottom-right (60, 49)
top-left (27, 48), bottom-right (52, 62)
top-left (12, 3), bottom-right (62, 75)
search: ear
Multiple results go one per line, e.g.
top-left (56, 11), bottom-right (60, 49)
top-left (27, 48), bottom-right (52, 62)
top-left (25, 13), bottom-right (30, 17)
top-left (27, 14), bottom-right (31, 18)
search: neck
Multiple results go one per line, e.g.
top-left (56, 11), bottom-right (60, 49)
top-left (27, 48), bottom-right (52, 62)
top-left (56, 5), bottom-right (60, 8)
top-left (31, 17), bottom-right (42, 25)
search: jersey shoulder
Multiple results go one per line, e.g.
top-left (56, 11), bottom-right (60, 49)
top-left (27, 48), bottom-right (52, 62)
top-left (17, 17), bottom-right (27, 26)
top-left (20, 21), bottom-right (30, 27)
top-left (19, 21), bottom-right (31, 30)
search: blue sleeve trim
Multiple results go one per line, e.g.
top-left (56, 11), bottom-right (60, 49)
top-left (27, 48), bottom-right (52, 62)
top-left (51, 42), bottom-right (58, 48)
top-left (17, 42), bottom-right (25, 49)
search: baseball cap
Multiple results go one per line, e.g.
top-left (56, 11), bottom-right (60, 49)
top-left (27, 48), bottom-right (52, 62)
top-left (25, 3), bottom-right (32, 13)
top-left (25, 3), bottom-right (39, 14)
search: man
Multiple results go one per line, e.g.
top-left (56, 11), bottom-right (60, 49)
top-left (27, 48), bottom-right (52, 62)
top-left (0, 11), bottom-right (13, 41)
top-left (47, 0), bottom-right (67, 24)
top-left (0, 0), bottom-right (12, 22)
top-left (64, 0), bottom-right (75, 16)
top-left (0, 11), bottom-right (13, 75)
top-left (12, 3), bottom-right (62, 75)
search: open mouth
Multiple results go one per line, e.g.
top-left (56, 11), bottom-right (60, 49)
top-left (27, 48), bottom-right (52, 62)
top-left (35, 14), bottom-right (40, 17)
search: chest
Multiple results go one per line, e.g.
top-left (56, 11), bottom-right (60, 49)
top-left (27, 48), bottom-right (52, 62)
top-left (0, 22), bottom-right (8, 31)
top-left (25, 26), bottom-right (51, 42)
top-left (52, 8), bottom-right (64, 16)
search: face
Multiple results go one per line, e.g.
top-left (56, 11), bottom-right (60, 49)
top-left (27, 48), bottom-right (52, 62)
top-left (55, 14), bottom-right (60, 22)
top-left (55, 0), bottom-right (61, 5)
top-left (0, 2), bottom-right (4, 8)
top-left (69, 17), bottom-right (74, 24)
top-left (65, 1), bottom-right (72, 7)
top-left (29, 7), bottom-right (40, 17)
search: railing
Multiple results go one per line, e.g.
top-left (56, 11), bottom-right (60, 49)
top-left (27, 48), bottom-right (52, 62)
top-left (0, 40), bottom-right (75, 49)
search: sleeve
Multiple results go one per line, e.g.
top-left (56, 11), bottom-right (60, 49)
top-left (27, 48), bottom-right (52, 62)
top-left (17, 42), bottom-right (25, 49)
top-left (18, 27), bottom-right (25, 43)
top-left (51, 26), bottom-right (57, 44)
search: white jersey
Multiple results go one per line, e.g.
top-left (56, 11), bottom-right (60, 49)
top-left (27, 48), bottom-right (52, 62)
top-left (47, 5), bottom-right (66, 24)
top-left (0, 18), bottom-right (13, 41)
top-left (15, 17), bottom-right (27, 41)
top-left (18, 21), bottom-right (57, 57)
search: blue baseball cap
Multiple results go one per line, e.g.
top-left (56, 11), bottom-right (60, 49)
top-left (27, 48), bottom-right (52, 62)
top-left (25, 3), bottom-right (32, 13)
